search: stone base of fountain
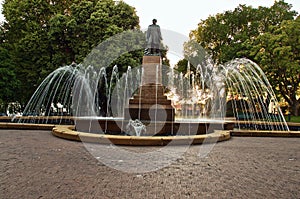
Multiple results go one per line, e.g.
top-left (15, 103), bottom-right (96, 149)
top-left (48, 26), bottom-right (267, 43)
top-left (74, 117), bottom-right (235, 136)
top-left (122, 56), bottom-right (175, 135)
top-left (124, 84), bottom-right (175, 122)
top-left (51, 125), bottom-right (232, 146)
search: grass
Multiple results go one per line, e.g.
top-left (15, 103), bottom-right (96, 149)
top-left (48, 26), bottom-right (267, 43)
top-left (284, 116), bottom-right (300, 123)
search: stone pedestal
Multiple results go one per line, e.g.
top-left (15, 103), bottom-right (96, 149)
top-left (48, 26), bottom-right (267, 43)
top-left (141, 56), bottom-right (162, 85)
top-left (124, 56), bottom-right (175, 135)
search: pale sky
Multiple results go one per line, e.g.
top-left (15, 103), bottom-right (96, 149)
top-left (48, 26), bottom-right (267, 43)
top-left (124, 0), bottom-right (300, 36)
top-left (124, 0), bottom-right (300, 64)
top-left (0, 0), bottom-right (299, 65)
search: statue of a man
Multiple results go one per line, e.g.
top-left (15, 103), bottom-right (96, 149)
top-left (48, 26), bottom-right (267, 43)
top-left (145, 19), bottom-right (163, 55)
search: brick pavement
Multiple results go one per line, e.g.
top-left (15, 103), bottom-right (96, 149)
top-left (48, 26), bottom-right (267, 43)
top-left (0, 130), bottom-right (299, 198)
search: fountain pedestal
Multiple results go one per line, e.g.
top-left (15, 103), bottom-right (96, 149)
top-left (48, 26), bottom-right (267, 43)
top-left (75, 56), bottom-right (234, 136)
top-left (124, 56), bottom-right (175, 135)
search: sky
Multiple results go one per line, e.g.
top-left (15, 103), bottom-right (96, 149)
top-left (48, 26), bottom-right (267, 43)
top-left (0, 0), bottom-right (299, 65)
top-left (123, 0), bottom-right (300, 64)
top-left (123, 0), bottom-right (300, 35)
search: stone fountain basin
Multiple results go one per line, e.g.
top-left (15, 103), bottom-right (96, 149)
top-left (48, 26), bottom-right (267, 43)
top-left (74, 117), bottom-right (235, 136)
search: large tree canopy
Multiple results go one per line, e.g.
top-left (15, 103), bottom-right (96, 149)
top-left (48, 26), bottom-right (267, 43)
top-left (0, 0), bottom-right (140, 107)
top-left (251, 16), bottom-right (300, 115)
top-left (0, 46), bottom-right (19, 112)
top-left (190, 0), bottom-right (297, 64)
top-left (186, 0), bottom-right (300, 115)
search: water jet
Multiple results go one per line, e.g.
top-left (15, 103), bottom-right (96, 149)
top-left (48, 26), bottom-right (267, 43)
top-left (13, 29), bottom-right (289, 143)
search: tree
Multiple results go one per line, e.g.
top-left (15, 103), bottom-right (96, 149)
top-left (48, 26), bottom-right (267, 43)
top-left (1, 0), bottom-right (140, 107)
top-left (187, 0), bottom-right (299, 115)
top-left (251, 16), bottom-right (300, 115)
top-left (190, 1), bottom-right (297, 64)
top-left (0, 46), bottom-right (20, 112)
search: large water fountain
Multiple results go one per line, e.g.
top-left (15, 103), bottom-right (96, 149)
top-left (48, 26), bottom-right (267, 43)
top-left (17, 30), bottom-right (289, 139)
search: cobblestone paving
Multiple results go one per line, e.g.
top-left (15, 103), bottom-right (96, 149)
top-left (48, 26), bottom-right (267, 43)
top-left (0, 130), bottom-right (299, 198)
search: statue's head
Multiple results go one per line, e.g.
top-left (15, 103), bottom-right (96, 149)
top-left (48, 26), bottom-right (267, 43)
top-left (152, 19), bottom-right (157, 24)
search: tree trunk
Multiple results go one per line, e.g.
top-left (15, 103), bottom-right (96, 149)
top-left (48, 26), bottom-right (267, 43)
top-left (291, 100), bottom-right (300, 116)
top-left (4, 102), bottom-right (8, 115)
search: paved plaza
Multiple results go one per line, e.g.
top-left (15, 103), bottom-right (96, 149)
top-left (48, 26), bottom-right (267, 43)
top-left (0, 129), bottom-right (299, 198)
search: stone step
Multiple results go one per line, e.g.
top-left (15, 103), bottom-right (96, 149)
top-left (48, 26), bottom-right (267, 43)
top-left (131, 94), bottom-right (168, 100)
top-left (129, 98), bottom-right (172, 105)
top-left (124, 106), bottom-right (175, 122)
top-left (137, 84), bottom-right (165, 97)
top-left (127, 104), bottom-right (174, 109)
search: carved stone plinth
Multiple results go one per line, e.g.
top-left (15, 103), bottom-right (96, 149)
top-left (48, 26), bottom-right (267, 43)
top-left (124, 56), bottom-right (175, 135)
top-left (141, 56), bottom-right (162, 85)
top-left (124, 86), bottom-right (175, 122)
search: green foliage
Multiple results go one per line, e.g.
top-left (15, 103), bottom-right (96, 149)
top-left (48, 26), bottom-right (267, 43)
top-left (0, 46), bottom-right (20, 111)
top-left (190, 1), bottom-right (297, 64)
top-left (284, 116), bottom-right (300, 123)
top-left (188, 0), bottom-right (300, 115)
top-left (252, 16), bottom-right (300, 115)
top-left (176, 59), bottom-right (189, 73)
top-left (1, 0), bottom-right (140, 106)
top-left (175, 59), bottom-right (196, 74)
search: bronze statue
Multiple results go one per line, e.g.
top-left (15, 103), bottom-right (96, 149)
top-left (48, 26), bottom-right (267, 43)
top-left (145, 19), bottom-right (162, 55)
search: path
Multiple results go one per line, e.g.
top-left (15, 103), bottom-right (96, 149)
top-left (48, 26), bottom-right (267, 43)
top-left (0, 130), bottom-right (299, 198)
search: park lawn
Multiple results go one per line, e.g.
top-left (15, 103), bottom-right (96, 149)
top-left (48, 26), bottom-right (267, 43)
top-left (284, 116), bottom-right (300, 123)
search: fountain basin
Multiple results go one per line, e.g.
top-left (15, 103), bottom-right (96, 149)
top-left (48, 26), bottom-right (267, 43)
top-left (74, 117), bottom-right (235, 136)
top-left (52, 125), bottom-right (231, 146)
top-left (0, 122), bottom-right (298, 147)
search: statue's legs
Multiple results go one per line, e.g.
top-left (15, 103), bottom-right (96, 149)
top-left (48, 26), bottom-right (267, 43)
top-left (145, 44), bottom-right (160, 55)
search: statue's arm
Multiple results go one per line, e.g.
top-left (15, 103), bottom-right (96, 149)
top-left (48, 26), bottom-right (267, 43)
top-left (146, 28), bottom-right (150, 41)
top-left (158, 26), bottom-right (163, 40)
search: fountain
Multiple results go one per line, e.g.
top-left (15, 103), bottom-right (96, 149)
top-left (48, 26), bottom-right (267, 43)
top-left (72, 55), bottom-right (235, 136)
top-left (15, 30), bottom-right (289, 143)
